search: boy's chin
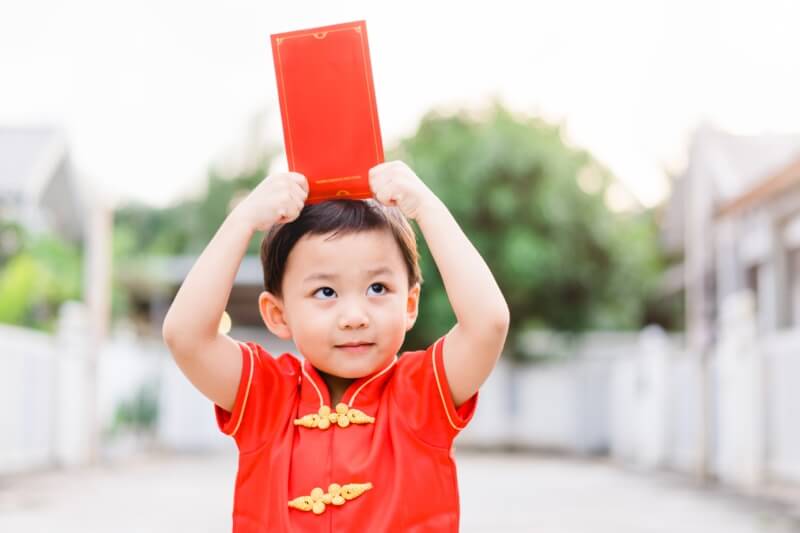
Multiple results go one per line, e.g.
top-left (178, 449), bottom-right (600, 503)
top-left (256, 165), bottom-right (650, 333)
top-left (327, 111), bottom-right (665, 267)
top-left (327, 353), bottom-right (393, 379)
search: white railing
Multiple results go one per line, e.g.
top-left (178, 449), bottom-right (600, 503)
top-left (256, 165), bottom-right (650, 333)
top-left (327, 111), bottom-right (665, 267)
top-left (461, 331), bottom-right (643, 455)
top-left (0, 302), bottom-right (99, 474)
top-left (763, 329), bottom-right (800, 484)
top-left (0, 323), bottom-right (55, 473)
top-left (460, 319), bottom-right (799, 495)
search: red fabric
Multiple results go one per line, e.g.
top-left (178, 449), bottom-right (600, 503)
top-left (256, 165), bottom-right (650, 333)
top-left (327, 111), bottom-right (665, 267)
top-left (270, 20), bottom-right (384, 205)
top-left (214, 336), bottom-right (478, 532)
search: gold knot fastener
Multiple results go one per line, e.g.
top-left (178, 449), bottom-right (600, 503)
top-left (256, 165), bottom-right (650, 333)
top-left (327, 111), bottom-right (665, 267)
top-left (294, 403), bottom-right (375, 430)
top-left (288, 482), bottom-right (373, 515)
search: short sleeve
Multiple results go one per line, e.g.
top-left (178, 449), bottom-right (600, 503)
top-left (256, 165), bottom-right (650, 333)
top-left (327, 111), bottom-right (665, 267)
top-left (391, 335), bottom-right (479, 448)
top-left (213, 341), bottom-right (298, 453)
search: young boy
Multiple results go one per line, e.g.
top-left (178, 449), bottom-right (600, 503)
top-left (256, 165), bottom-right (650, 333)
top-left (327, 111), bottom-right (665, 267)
top-left (162, 160), bottom-right (510, 531)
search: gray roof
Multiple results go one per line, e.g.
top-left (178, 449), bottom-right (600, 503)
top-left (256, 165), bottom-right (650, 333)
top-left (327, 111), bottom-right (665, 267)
top-left (0, 127), bottom-right (67, 197)
top-left (661, 125), bottom-right (800, 255)
top-left (0, 126), bottom-right (84, 240)
top-left (688, 124), bottom-right (800, 203)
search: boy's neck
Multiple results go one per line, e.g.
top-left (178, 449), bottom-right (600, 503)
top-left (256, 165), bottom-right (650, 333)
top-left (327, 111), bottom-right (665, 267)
top-left (316, 369), bottom-right (355, 406)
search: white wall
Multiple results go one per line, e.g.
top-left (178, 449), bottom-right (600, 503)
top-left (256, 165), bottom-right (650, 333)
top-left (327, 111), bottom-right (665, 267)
top-left (763, 330), bottom-right (800, 484)
top-left (0, 324), bottom-right (54, 473)
top-left (0, 302), bottom-right (94, 474)
top-left (458, 356), bottom-right (512, 448)
top-left (665, 351), bottom-right (705, 473)
top-left (712, 292), bottom-right (765, 490)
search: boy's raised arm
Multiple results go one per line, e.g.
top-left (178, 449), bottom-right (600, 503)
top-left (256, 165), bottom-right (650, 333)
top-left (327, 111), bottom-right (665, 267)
top-left (369, 162), bottom-right (510, 407)
top-left (161, 172), bottom-right (308, 411)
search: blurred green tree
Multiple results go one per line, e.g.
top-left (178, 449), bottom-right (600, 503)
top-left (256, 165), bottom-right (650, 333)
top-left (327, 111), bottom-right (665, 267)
top-left (113, 158), bottom-right (273, 322)
top-left (391, 104), bottom-right (667, 357)
top-left (115, 158), bottom-right (273, 258)
top-left (0, 222), bottom-right (82, 331)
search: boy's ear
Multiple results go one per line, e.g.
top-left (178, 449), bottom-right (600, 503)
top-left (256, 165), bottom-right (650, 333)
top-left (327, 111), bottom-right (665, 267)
top-left (259, 291), bottom-right (292, 340)
top-left (405, 283), bottom-right (421, 332)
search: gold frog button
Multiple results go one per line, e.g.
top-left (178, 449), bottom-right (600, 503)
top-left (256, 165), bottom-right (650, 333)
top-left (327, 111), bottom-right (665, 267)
top-left (294, 403), bottom-right (375, 431)
top-left (288, 482), bottom-right (373, 515)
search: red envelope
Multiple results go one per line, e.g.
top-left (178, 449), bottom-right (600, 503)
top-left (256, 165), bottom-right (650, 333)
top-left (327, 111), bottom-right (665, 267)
top-left (271, 20), bottom-right (384, 204)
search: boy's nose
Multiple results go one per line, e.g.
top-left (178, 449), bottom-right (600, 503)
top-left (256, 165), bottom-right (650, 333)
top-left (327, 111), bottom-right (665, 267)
top-left (338, 308), bottom-right (369, 329)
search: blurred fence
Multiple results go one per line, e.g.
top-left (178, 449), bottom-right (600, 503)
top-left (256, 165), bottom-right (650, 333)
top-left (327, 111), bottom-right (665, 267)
top-left (459, 293), bottom-right (800, 495)
top-left (0, 302), bottom-right (100, 473)
top-left (0, 321), bottom-right (55, 473)
top-left (2, 295), bottom-right (800, 498)
top-left (0, 305), bottom-right (266, 475)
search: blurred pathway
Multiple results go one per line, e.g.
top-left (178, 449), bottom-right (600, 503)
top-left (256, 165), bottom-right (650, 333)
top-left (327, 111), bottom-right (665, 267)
top-left (1, 450), bottom-right (798, 532)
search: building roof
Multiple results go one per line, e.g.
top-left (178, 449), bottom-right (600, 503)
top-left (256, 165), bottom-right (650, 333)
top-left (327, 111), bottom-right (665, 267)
top-left (0, 127), bottom-right (67, 198)
top-left (689, 125), bottom-right (800, 204)
top-left (716, 157), bottom-right (800, 218)
top-left (661, 125), bottom-right (800, 253)
top-left (0, 126), bottom-right (84, 240)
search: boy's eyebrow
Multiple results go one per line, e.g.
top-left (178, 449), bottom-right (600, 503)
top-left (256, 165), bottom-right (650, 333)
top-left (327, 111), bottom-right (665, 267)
top-left (303, 267), bottom-right (394, 284)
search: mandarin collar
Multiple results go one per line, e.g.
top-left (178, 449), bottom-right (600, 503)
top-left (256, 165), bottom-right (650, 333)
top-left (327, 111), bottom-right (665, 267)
top-left (299, 355), bottom-right (397, 410)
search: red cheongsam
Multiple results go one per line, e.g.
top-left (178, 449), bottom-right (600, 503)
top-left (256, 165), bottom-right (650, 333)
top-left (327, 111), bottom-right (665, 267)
top-left (214, 335), bottom-right (478, 532)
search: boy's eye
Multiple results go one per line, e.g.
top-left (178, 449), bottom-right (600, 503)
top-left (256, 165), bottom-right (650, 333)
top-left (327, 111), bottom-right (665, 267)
top-left (367, 283), bottom-right (387, 296)
top-left (313, 284), bottom-right (387, 299)
top-left (312, 287), bottom-right (337, 299)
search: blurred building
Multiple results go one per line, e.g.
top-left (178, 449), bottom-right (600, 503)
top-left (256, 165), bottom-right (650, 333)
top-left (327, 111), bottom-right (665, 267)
top-left (660, 124), bottom-right (800, 348)
top-left (0, 127), bottom-right (85, 242)
top-left (117, 254), bottom-right (267, 339)
top-left (715, 157), bottom-right (800, 332)
top-left (627, 124), bottom-right (800, 488)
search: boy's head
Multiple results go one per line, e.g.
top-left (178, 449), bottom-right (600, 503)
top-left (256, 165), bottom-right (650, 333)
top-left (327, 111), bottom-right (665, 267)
top-left (258, 199), bottom-right (423, 379)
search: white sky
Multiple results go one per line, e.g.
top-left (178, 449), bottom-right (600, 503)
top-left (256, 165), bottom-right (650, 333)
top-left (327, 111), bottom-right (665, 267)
top-left (2, 0), bottom-right (800, 208)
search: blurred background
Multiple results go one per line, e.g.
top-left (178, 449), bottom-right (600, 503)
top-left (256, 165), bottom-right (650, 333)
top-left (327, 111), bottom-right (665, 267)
top-left (2, 1), bottom-right (800, 531)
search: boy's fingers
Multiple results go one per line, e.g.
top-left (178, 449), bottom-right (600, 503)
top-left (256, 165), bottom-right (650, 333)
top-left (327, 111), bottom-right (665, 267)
top-left (289, 185), bottom-right (307, 206)
top-left (376, 173), bottom-right (396, 192)
top-left (368, 162), bottom-right (393, 180)
top-left (376, 188), bottom-right (394, 205)
top-left (287, 172), bottom-right (309, 193)
top-left (368, 170), bottom-right (389, 193)
top-left (290, 180), bottom-right (308, 200)
top-left (278, 200), bottom-right (302, 223)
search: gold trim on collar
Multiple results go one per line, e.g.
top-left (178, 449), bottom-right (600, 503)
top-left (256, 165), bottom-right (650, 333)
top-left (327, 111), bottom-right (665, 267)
top-left (346, 356), bottom-right (397, 407)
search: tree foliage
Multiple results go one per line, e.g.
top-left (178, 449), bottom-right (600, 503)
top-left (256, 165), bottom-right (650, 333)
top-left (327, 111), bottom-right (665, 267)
top-left (392, 104), bottom-right (666, 356)
top-left (115, 160), bottom-right (273, 257)
top-left (0, 222), bottom-right (82, 331)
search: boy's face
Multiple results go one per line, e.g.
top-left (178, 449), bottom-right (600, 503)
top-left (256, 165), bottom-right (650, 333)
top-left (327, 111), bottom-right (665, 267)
top-left (259, 228), bottom-right (420, 379)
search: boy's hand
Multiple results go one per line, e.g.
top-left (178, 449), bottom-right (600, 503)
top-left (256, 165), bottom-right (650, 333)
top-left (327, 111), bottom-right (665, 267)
top-left (232, 172), bottom-right (309, 231)
top-left (368, 161), bottom-right (438, 220)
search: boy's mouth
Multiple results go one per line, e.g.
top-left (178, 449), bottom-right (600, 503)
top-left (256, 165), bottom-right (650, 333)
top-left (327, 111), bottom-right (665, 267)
top-left (335, 342), bottom-right (375, 352)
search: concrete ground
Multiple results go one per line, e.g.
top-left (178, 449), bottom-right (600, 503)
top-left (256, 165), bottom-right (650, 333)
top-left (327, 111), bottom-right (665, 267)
top-left (1, 450), bottom-right (798, 532)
